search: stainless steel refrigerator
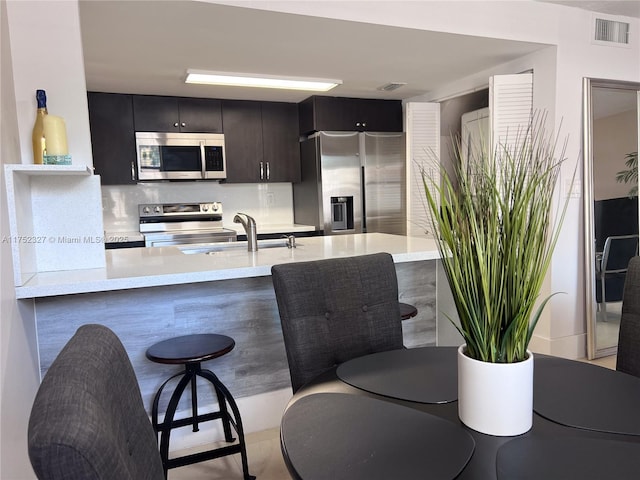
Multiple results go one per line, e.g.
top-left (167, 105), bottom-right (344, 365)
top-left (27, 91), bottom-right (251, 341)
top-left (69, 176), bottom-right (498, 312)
top-left (293, 131), bottom-right (406, 236)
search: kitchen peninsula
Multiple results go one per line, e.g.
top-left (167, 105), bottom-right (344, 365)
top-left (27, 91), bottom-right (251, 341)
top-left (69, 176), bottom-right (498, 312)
top-left (23, 233), bottom-right (447, 438)
top-left (16, 233), bottom-right (439, 298)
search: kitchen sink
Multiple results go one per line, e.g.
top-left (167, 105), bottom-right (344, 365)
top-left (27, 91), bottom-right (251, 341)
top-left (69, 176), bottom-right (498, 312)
top-left (179, 238), bottom-right (300, 255)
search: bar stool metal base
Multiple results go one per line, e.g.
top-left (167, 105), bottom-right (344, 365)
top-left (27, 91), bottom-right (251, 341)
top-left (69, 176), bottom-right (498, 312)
top-left (149, 337), bottom-right (254, 480)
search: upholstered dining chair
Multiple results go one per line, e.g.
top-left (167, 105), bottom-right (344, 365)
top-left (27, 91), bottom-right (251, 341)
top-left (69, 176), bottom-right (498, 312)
top-left (617, 256), bottom-right (640, 378)
top-left (28, 324), bottom-right (165, 480)
top-left (271, 252), bottom-right (405, 393)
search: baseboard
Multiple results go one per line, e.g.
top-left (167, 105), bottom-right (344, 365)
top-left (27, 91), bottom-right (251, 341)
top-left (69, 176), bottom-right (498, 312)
top-left (529, 333), bottom-right (587, 359)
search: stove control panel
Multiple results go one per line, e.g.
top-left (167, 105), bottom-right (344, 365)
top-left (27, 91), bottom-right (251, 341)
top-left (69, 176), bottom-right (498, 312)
top-left (139, 202), bottom-right (223, 218)
top-left (200, 202), bottom-right (221, 213)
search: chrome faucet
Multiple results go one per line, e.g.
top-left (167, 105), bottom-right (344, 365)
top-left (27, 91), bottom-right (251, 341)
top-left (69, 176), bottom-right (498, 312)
top-left (233, 213), bottom-right (258, 251)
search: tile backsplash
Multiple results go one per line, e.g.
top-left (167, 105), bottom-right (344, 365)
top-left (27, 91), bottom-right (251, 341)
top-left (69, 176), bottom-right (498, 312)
top-left (102, 182), bottom-right (294, 233)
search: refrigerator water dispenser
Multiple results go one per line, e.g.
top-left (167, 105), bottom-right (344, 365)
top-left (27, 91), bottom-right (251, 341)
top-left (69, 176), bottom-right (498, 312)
top-left (331, 197), bottom-right (353, 231)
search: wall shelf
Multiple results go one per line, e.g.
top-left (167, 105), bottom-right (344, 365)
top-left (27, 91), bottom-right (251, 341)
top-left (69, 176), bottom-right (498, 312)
top-left (4, 164), bottom-right (105, 287)
top-left (4, 164), bottom-right (92, 176)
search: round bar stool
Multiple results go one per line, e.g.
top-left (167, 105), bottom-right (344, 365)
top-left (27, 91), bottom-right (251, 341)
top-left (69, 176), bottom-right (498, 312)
top-left (146, 334), bottom-right (254, 480)
top-left (399, 302), bottom-right (418, 321)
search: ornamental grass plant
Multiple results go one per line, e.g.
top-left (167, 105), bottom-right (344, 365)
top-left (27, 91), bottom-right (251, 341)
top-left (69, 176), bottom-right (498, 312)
top-left (422, 114), bottom-right (569, 363)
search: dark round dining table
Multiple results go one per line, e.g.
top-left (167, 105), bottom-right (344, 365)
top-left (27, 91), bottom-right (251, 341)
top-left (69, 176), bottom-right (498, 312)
top-left (280, 346), bottom-right (640, 480)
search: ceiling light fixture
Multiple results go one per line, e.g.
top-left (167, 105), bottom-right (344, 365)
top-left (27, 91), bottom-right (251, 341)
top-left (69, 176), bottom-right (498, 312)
top-left (185, 70), bottom-right (342, 92)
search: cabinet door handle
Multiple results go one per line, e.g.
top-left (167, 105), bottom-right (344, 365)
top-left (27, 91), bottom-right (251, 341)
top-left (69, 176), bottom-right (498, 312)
top-left (173, 122), bottom-right (179, 127)
top-left (131, 161), bottom-right (136, 181)
top-left (266, 161), bottom-right (270, 181)
top-left (356, 122), bottom-right (361, 127)
top-left (260, 161), bottom-right (264, 180)
top-left (362, 122), bottom-right (367, 127)
top-left (181, 122), bottom-right (186, 127)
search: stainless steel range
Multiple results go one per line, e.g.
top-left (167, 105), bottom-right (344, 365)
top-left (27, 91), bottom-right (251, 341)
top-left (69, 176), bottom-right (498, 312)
top-left (139, 202), bottom-right (237, 247)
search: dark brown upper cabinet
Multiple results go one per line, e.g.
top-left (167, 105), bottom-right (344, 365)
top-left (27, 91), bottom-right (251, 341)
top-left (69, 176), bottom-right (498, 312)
top-left (87, 92), bottom-right (137, 185)
top-left (261, 102), bottom-right (301, 183)
top-left (88, 93), bottom-right (300, 185)
top-left (298, 95), bottom-right (403, 135)
top-left (132, 95), bottom-right (223, 133)
top-left (223, 100), bottom-right (300, 184)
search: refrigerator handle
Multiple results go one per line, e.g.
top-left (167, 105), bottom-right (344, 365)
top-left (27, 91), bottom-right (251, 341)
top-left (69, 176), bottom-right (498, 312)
top-left (361, 165), bottom-right (367, 233)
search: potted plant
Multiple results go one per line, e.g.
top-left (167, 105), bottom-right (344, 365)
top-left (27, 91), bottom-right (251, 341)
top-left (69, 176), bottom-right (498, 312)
top-left (422, 113), bottom-right (569, 436)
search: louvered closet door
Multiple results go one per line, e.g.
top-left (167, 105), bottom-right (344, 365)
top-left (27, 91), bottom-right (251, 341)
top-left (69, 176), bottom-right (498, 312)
top-left (489, 72), bottom-right (534, 193)
top-left (489, 72), bottom-right (534, 152)
top-left (405, 102), bottom-right (441, 238)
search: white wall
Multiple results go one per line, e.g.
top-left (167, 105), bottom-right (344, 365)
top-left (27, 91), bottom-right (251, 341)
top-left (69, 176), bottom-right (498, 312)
top-left (7, 0), bottom-right (93, 167)
top-left (1, 1), bottom-right (39, 478)
top-left (2, 1), bottom-right (93, 478)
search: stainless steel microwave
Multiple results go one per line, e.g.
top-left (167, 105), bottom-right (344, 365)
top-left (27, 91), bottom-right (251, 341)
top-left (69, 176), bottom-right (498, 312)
top-left (135, 132), bottom-right (226, 181)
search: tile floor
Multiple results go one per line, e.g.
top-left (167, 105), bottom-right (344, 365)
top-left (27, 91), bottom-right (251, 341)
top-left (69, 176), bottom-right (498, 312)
top-left (169, 427), bottom-right (289, 480)
top-left (169, 353), bottom-right (618, 480)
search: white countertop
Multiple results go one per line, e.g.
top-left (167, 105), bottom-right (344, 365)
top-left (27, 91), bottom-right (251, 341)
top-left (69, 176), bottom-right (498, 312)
top-left (15, 233), bottom-right (440, 299)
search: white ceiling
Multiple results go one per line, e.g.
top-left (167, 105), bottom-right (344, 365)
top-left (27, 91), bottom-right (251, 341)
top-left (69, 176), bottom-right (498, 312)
top-left (539, 1), bottom-right (640, 18)
top-left (78, 1), bottom-right (639, 103)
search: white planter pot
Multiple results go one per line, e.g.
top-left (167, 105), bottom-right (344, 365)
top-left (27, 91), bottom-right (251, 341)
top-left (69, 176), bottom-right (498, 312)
top-left (457, 344), bottom-right (533, 436)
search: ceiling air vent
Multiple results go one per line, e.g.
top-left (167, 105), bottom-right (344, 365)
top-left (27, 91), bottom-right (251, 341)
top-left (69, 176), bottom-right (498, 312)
top-left (594, 17), bottom-right (630, 44)
top-left (377, 82), bottom-right (406, 92)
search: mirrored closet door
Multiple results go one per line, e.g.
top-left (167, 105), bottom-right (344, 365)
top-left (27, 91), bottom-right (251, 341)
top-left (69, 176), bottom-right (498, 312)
top-left (584, 78), bottom-right (640, 359)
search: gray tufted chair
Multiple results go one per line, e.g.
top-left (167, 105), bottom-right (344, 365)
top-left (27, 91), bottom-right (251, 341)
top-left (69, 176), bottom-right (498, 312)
top-left (28, 324), bottom-right (164, 480)
top-left (271, 252), bottom-right (404, 393)
top-left (617, 256), bottom-right (640, 378)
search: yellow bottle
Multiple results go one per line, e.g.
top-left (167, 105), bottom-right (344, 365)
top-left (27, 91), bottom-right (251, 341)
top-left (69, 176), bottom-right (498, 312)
top-left (31, 89), bottom-right (47, 164)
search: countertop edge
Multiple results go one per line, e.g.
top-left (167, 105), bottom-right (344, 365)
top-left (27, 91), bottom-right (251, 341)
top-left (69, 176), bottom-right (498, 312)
top-left (15, 266), bottom-right (274, 299)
